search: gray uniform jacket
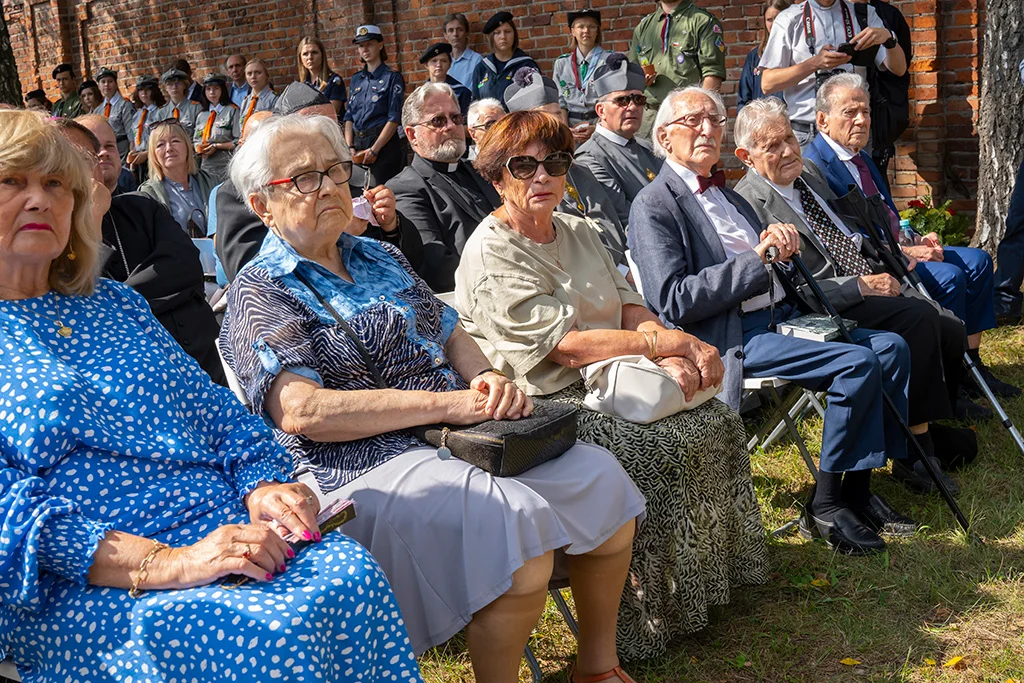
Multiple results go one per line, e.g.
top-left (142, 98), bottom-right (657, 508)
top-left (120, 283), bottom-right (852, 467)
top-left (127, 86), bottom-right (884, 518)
top-left (193, 105), bottom-right (241, 181)
top-left (559, 163), bottom-right (629, 266)
top-left (552, 47), bottom-right (609, 123)
top-left (93, 93), bottom-right (135, 160)
top-left (576, 128), bottom-right (663, 225)
top-left (155, 100), bottom-right (204, 138)
top-left (129, 104), bottom-right (159, 152)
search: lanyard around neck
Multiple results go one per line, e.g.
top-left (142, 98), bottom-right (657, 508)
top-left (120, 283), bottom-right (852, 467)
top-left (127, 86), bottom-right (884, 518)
top-left (803, 1), bottom-right (854, 54)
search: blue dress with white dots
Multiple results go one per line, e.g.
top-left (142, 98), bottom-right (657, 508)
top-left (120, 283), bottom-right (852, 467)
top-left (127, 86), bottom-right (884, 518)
top-left (0, 279), bottom-right (422, 683)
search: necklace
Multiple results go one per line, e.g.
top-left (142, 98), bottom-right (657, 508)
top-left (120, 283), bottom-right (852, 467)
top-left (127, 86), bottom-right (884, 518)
top-left (8, 294), bottom-right (73, 338)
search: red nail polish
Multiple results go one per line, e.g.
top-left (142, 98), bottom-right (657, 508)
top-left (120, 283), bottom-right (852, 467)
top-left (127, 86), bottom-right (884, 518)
top-left (302, 530), bottom-right (312, 540)
top-left (279, 564), bottom-right (287, 573)
top-left (314, 531), bottom-right (322, 542)
top-left (265, 573), bottom-right (273, 580)
top-left (286, 548), bottom-right (295, 559)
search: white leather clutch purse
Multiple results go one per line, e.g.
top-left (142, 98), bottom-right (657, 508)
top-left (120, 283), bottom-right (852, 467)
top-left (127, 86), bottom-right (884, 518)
top-left (581, 354), bottom-right (721, 424)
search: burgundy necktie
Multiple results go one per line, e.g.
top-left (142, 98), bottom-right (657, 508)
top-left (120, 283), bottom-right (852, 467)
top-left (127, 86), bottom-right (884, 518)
top-left (851, 154), bottom-right (901, 240)
top-left (696, 170), bottom-right (726, 194)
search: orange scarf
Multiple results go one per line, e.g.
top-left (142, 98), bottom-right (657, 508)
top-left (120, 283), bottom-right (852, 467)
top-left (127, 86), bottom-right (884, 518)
top-left (135, 108), bottom-right (148, 146)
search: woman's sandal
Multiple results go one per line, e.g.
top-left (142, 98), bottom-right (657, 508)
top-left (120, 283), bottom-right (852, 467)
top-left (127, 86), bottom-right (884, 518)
top-left (574, 665), bottom-right (637, 683)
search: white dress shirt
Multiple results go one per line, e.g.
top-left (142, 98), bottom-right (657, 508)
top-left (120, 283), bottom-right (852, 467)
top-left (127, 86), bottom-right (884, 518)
top-left (761, 170), bottom-right (863, 249)
top-left (819, 132), bottom-right (864, 189)
top-left (593, 124), bottom-right (630, 147)
top-left (759, 0), bottom-right (889, 125)
top-left (667, 159), bottom-right (783, 312)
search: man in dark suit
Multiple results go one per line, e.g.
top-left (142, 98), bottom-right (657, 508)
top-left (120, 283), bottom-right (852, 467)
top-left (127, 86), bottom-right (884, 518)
top-left (804, 73), bottom-right (1019, 401)
top-left (216, 82), bottom-right (421, 282)
top-left (733, 98), bottom-right (975, 488)
top-left (575, 53), bottom-right (662, 226)
top-left (628, 86), bottom-right (916, 555)
top-left (387, 82), bottom-right (501, 292)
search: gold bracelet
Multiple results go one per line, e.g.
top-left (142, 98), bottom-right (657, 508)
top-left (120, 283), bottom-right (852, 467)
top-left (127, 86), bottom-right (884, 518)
top-left (129, 541), bottom-right (170, 598)
top-left (649, 330), bottom-right (659, 360)
top-left (640, 331), bottom-right (656, 360)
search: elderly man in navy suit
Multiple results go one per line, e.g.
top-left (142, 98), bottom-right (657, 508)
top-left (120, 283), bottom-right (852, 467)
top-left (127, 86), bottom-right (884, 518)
top-left (804, 73), bottom-right (1019, 402)
top-left (628, 86), bottom-right (916, 556)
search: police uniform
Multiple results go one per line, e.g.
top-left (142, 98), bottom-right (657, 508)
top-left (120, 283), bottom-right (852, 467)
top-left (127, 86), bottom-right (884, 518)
top-left (155, 69), bottom-right (204, 138)
top-left (344, 25), bottom-right (406, 185)
top-left (419, 43), bottom-right (472, 116)
top-left (504, 69), bottom-right (629, 266)
top-left (629, 1), bottom-right (727, 137)
top-left (93, 68), bottom-right (135, 161)
top-left (470, 12), bottom-right (540, 106)
top-left (193, 76), bottom-right (240, 182)
top-left (238, 85), bottom-right (278, 131)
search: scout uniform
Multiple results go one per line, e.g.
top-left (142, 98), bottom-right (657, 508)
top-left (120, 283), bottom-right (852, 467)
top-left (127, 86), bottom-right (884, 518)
top-left (344, 25), bottom-right (406, 185)
top-left (575, 55), bottom-right (662, 224)
top-left (504, 69), bottom-right (629, 267)
top-left (93, 67), bottom-right (136, 161)
top-left (52, 91), bottom-right (83, 119)
top-left (193, 75), bottom-right (241, 182)
top-left (238, 85), bottom-right (278, 132)
top-left (629, 1), bottom-right (727, 137)
top-left (470, 11), bottom-right (540, 106)
top-left (552, 10), bottom-right (609, 126)
top-left (419, 42), bottom-right (472, 116)
top-left (155, 69), bottom-right (204, 138)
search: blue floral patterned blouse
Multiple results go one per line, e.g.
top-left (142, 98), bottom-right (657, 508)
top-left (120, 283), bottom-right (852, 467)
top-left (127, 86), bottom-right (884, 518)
top-left (221, 232), bottom-right (466, 493)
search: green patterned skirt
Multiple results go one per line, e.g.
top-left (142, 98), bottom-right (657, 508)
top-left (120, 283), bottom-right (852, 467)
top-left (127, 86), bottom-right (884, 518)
top-left (548, 381), bottom-right (769, 661)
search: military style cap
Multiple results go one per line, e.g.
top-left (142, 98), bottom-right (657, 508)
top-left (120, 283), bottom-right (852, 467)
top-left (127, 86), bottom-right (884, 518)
top-left (483, 11), bottom-right (514, 34)
top-left (160, 68), bottom-right (188, 83)
top-left (353, 25), bottom-right (384, 44)
top-left (420, 42), bottom-right (453, 65)
top-left (135, 75), bottom-right (159, 89)
top-left (567, 9), bottom-right (601, 27)
top-left (95, 67), bottom-right (117, 81)
top-left (202, 73), bottom-right (228, 87)
top-left (591, 53), bottom-right (646, 97)
top-left (504, 67), bottom-right (559, 112)
top-left (272, 81), bottom-right (331, 116)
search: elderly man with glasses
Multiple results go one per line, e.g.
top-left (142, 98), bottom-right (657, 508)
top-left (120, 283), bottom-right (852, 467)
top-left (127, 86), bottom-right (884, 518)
top-left (628, 86), bottom-right (916, 557)
top-left (387, 82), bottom-right (501, 292)
top-left (575, 53), bottom-right (663, 226)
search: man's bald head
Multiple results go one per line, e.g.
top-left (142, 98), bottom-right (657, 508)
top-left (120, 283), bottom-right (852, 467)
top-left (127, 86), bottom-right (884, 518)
top-left (239, 110), bottom-right (273, 146)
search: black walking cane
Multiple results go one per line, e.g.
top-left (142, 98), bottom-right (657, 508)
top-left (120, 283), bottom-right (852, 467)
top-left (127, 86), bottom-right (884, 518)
top-left (844, 188), bottom-right (1024, 457)
top-left (767, 247), bottom-right (978, 540)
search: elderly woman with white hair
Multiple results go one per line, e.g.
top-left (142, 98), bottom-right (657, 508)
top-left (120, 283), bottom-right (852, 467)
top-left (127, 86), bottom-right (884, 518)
top-left (466, 97), bottom-right (505, 160)
top-left (220, 113), bottom-right (646, 683)
top-left (0, 109), bottom-right (421, 683)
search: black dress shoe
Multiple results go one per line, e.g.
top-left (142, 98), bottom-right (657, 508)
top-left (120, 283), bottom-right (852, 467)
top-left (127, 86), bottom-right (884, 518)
top-left (855, 494), bottom-right (917, 537)
top-left (955, 394), bottom-right (994, 421)
top-left (799, 506), bottom-right (887, 555)
top-left (929, 423), bottom-right (979, 470)
top-left (968, 364), bottom-right (1024, 399)
top-left (892, 456), bottom-right (960, 496)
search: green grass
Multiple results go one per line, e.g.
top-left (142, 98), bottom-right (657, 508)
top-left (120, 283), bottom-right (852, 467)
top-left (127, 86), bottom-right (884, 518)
top-left (419, 323), bottom-right (1024, 682)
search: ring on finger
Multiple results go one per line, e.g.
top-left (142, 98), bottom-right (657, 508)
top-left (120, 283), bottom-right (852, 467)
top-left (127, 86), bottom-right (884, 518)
top-left (242, 544), bottom-right (254, 560)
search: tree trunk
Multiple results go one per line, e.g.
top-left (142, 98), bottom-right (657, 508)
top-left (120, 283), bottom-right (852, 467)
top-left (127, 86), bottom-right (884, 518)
top-left (973, 0), bottom-right (1024, 253)
top-left (0, 9), bottom-right (22, 106)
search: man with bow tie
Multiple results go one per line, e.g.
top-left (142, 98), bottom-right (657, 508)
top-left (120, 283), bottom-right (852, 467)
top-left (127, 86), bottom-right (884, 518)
top-left (628, 86), bottom-right (915, 556)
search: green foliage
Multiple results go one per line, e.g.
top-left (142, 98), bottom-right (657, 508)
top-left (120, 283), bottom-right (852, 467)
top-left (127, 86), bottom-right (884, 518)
top-left (899, 196), bottom-right (970, 247)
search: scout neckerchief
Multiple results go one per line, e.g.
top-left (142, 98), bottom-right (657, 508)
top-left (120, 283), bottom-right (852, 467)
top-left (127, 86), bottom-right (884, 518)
top-left (803, 0), bottom-right (855, 55)
top-left (135, 108), bottom-right (148, 146)
top-left (103, 100), bottom-right (112, 118)
top-left (242, 93), bottom-right (259, 126)
top-left (659, 12), bottom-right (672, 54)
top-left (571, 47), bottom-right (598, 91)
top-left (200, 109), bottom-right (217, 145)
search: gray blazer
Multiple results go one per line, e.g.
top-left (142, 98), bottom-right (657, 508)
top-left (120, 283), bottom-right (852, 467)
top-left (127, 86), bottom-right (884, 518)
top-left (559, 163), bottom-right (629, 266)
top-left (575, 130), bottom-right (663, 225)
top-left (627, 164), bottom-right (774, 410)
top-left (734, 164), bottom-right (886, 315)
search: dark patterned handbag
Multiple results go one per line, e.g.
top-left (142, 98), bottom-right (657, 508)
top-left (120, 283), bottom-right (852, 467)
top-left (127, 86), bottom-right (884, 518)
top-left (294, 272), bottom-right (578, 477)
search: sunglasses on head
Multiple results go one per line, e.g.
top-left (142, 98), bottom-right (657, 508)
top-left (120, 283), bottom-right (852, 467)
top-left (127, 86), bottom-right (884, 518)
top-left (603, 93), bottom-right (647, 108)
top-left (504, 151), bottom-right (574, 180)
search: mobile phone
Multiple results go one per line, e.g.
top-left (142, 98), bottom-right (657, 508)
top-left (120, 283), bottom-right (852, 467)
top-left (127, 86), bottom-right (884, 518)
top-left (835, 43), bottom-right (856, 56)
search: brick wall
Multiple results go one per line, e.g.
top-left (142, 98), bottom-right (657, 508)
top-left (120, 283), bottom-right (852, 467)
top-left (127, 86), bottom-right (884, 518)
top-left (3, 0), bottom-right (984, 213)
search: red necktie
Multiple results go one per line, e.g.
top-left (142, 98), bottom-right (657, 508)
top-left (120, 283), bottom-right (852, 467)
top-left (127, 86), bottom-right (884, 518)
top-left (696, 170), bottom-right (726, 194)
top-left (851, 154), bottom-right (901, 240)
top-left (103, 102), bottom-right (111, 118)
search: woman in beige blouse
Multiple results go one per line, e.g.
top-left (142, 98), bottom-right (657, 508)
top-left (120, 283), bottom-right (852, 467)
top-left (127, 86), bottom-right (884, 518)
top-left (454, 110), bottom-right (769, 661)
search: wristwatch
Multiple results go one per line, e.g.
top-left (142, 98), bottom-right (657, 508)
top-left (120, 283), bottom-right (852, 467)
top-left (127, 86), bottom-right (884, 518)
top-left (883, 30), bottom-right (897, 49)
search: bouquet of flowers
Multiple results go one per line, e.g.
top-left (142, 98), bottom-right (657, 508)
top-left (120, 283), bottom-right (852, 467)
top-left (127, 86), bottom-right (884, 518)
top-left (899, 196), bottom-right (970, 246)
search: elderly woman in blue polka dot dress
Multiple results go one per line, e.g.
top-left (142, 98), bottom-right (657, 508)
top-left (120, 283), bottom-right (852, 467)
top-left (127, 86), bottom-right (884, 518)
top-left (0, 110), bottom-right (422, 682)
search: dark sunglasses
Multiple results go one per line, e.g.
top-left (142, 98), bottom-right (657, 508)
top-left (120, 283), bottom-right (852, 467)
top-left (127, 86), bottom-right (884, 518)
top-left (505, 152), bottom-right (574, 180)
top-left (603, 93), bottom-right (647, 108)
top-left (413, 113), bottom-right (465, 130)
top-left (266, 161), bottom-right (354, 194)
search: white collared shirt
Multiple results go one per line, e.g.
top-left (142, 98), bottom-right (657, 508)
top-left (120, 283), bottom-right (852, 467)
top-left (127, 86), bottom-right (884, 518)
top-left (594, 124), bottom-right (630, 147)
top-left (667, 159), bottom-right (783, 312)
top-left (761, 170), bottom-right (862, 249)
top-left (820, 132), bottom-right (865, 191)
top-left (759, 0), bottom-right (889, 124)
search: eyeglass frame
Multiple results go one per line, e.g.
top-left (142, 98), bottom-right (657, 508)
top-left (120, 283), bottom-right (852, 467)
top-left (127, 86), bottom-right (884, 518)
top-left (504, 151), bottom-right (575, 180)
top-left (664, 112), bottom-right (729, 130)
top-left (412, 113), bottom-right (465, 131)
top-left (598, 92), bottom-right (648, 108)
top-left (265, 160), bottom-right (354, 194)
top-left (469, 118), bottom-right (500, 132)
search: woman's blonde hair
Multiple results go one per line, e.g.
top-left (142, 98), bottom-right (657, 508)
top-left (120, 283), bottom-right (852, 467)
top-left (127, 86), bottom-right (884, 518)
top-left (147, 120), bottom-right (197, 181)
top-left (0, 111), bottom-right (99, 296)
top-left (297, 36), bottom-right (332, 86)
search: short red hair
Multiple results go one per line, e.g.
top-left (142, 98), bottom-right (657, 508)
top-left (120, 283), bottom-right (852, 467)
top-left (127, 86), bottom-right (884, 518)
top-left (473, 110), bottom-right (574, 184)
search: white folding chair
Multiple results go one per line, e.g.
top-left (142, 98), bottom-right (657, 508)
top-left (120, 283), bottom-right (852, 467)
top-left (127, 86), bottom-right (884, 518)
top-left (0, 659), bottom-right (21, 682)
